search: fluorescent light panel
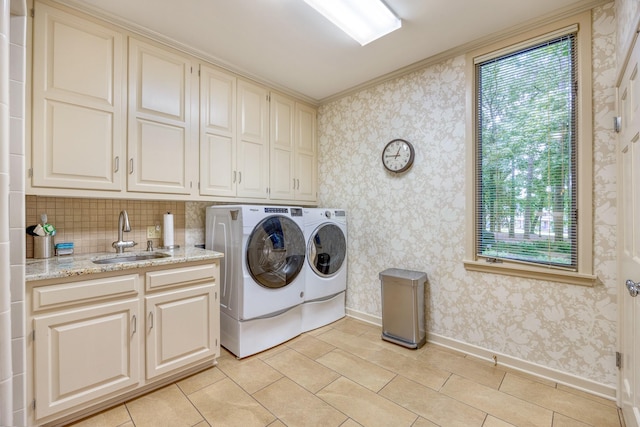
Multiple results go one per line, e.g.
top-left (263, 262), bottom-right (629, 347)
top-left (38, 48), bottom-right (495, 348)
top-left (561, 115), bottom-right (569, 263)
top-left (304, 0), bottom-right (401, 46)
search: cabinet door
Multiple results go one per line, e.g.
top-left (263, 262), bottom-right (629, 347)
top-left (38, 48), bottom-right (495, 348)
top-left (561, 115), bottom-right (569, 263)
top-left (237, 80), bottom-right (269, 199)
top-left (200, 65), bottom-right (237, 197)
top-left (33, 299), bottom-right (139, 419)
top-left (294, 103), bottom-right (318, 202)
top-left (145, 284), bottom-right (218, 379)
top-left (269, 93), bottom-right (296, 200)
top-left (128, 38), bottom-right (196, 194)
top-left (32, 3), bottom-right (125, 191)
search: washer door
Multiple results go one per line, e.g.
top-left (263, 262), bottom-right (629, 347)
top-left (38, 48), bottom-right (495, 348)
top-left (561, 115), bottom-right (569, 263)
top-left (246, 216), bottom-right (306, 289)
top-left (308, 224), bottom-right (346, 277)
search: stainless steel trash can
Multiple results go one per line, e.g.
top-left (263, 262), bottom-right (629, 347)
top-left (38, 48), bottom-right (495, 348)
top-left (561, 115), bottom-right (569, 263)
top-left (380, 268), bottom-right (427, 349)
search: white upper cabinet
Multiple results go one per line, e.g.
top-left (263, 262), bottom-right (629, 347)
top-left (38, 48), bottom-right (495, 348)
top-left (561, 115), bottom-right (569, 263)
top-left (29, 1), bottom-right (317, 203)
top-left (269, 93), bottom-right (296, 200)
top-left (237, 79), bottom-right (270, 199)
top-left (200, 73), bottom-right (269, 199)
top-left (31, 2), bottom-right (125, 191)
top-left (294, 102), bottom-right (318, 202)
top-left (127, 38), bottom-right (197, 195)
top-left (199, 65), bottom-right (237, 197)
top-left (269, 93), bottom-right (317, 202)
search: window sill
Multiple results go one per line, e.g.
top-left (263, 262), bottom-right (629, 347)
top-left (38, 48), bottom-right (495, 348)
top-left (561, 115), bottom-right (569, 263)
top-left (463, 259), bottom-right (597, 287)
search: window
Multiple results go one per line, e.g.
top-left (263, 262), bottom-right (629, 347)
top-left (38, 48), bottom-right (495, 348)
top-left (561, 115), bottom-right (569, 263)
top-left (464, 12), bottom-right (596, 286)
top-left (477, 34), bottom-right (577, 267)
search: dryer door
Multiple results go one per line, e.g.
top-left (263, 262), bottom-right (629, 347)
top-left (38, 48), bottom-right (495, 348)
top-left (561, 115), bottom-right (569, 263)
top-left (246, 216), bottom-right (306, 289)
top-left (308, 224), bottom-right (346, 277)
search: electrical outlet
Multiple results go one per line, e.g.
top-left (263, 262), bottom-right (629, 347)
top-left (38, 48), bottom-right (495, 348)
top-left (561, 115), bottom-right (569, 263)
top-left (147, 225), bottom-right (161, 239)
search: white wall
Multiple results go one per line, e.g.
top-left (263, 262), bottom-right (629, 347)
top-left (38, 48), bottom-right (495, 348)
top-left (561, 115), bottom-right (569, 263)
top-left (317, 3), bottom-right (617, 392)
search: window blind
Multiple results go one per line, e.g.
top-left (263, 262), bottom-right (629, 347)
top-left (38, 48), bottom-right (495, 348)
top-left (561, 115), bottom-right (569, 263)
top-left (475, 33), bottom-right (578, 270)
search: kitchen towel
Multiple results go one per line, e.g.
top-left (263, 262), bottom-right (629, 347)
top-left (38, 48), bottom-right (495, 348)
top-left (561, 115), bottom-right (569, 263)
top-left (163, 212), bottom-right (174, 247)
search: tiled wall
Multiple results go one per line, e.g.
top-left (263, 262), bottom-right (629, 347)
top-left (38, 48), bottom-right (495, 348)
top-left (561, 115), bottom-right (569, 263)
top-left (0, 1), bottom-right (13, 424)
top-left (5, 0), bottom-right (26, 425)
top-left (25, 196), bottom-right (187, 257)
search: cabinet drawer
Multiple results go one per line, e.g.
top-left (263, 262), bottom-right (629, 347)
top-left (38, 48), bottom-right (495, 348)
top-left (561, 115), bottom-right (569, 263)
top-left (146, 263), bottom-right (217, 291)
top-left (33, 274), bottom-right (139, 312)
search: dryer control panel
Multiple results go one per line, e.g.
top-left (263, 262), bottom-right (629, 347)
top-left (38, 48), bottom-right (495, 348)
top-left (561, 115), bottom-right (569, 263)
top-left (324, 210), bottom-right (346, 219)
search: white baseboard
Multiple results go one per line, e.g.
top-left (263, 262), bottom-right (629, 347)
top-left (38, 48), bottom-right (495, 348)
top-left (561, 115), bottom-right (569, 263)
top-left (427, 332), bottom-right (616, 400)
top-left (345, 309), bottom-right (616, 401)
top-left (345, 307), bottom-right (381, 326)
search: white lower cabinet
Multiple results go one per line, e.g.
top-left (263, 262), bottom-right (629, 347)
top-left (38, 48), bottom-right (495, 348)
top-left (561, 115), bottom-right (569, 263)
top-left (28, 261), bottom-right (219, 426)
top-left (145, 268), bottom-right (219, 379)
top-left (33, 298), bottom-right (140, 419)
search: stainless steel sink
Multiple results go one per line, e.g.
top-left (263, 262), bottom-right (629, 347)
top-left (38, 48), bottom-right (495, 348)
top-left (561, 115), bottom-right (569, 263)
top-left (92, 253), bottom-right (171, 265)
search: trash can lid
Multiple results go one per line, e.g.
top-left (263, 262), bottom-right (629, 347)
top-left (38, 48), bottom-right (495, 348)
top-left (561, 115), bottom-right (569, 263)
top-left (379, 268), bottom-right (427, 282)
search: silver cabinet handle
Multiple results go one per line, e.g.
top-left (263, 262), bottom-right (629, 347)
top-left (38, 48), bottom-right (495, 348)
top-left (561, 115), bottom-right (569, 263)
top-left (233, 171), bottom-right (237, 183)
top-left (149, 311), bottom-right (154, 329)
top-left (129, 159), bottom-right (134, 174)
top-left (626, 279), bottom-right (639, 297)
top-left (238, 171), bottom-right (242, 184)
top-left (114, 156), bottom-right (119, 173)
top-left (297, 179), bottom-right (300, 190)
top-left (132, 314), bottom-right (137, 334)
top-left (293, 178), bottom-right (296, 189)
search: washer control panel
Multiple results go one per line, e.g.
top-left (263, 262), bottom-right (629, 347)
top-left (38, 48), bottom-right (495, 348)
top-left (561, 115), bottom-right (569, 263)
top-left (263, 207), bottom-right (303, 216)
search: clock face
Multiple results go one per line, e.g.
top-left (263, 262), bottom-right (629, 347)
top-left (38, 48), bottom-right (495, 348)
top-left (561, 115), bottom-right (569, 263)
top-left (382, 139), bottom-right (415, 173)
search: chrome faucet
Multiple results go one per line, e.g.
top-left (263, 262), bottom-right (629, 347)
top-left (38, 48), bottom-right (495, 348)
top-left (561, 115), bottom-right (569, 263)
top-left (112, 210), bottom-right (137, 253)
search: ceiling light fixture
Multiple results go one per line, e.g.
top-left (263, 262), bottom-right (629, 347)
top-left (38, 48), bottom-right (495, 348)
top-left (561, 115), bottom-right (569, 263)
top-left (304, 0), bottom-right (401, 46)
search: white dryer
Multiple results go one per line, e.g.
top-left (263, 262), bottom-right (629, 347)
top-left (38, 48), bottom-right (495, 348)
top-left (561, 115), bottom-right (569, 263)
top-left (302, 208), bottom-right (347, 332)
top-left (206, 205), bottom-right (306, 357)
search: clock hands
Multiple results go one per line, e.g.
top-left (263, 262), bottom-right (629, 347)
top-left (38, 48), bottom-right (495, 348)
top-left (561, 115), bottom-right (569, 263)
top-left (384, 144), bottom-right (402, 159)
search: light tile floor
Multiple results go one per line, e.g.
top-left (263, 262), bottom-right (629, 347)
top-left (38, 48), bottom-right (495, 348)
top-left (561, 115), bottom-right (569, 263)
top-left (69, 317), bottom-right (625, 427)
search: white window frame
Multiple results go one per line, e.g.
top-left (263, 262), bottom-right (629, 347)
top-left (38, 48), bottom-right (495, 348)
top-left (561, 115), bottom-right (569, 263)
top-left (464, 11), bottom-right (596, 287)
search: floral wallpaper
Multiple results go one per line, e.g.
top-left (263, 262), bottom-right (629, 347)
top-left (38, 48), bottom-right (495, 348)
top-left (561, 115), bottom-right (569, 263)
top-left (615, 0), bottom-right (639, 68)
top-left (317, 4), bottom-right (618, 387)
top-left (185, 201), bottom-right (214, 248)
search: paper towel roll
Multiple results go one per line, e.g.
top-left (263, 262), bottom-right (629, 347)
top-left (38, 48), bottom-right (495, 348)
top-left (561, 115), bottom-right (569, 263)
top-left (163, 212), bottom-right (174, 247)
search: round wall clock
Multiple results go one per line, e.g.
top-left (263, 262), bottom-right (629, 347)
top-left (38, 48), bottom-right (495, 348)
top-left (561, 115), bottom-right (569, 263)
top-left (382, 139), bottom-right (415, 173)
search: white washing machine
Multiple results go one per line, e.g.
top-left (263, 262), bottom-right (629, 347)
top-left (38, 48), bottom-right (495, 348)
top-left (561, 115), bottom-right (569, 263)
top-left (302, 208), bottom-right (347, 332)
top-left (206, 205), bottom-right (306, 357)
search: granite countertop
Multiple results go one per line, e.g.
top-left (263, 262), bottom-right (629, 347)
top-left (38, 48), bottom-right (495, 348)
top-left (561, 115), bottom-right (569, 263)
top-left (26, 247), bottom-right (224, 282)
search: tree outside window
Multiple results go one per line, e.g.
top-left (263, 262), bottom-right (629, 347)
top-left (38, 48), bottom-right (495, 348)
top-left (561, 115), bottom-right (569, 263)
top-left (475, 34), bottom-right (577, 269)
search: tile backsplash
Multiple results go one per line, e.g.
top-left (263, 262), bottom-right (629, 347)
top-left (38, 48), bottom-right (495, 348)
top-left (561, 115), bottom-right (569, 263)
top-left (25, 196), bottom-right (186, 257)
